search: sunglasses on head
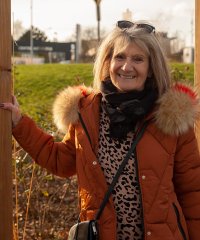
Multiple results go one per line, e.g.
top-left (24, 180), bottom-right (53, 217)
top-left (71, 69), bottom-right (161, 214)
top-left (117, 20), bottom-right (155, 33)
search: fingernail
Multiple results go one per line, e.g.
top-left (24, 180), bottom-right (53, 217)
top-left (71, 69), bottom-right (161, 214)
top-left (0, 103), bottom-right (4, 107)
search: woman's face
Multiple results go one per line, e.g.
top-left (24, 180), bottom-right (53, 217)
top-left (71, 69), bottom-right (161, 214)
top-left (109, 42), bottom-right (150, 92)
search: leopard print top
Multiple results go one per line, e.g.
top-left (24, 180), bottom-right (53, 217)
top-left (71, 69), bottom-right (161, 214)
top-left (97, 103), bottom-right (143, 240)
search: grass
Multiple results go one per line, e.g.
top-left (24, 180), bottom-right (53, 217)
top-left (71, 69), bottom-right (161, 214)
top-left (13, 63), bottom-right (94, 129)
top-left (169, 62), bottom-right (194, 84)
top-left (13, 62), bottom-right (194, 130)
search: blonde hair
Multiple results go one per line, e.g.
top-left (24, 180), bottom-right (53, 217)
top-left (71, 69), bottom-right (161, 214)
top-left (93, 23), bottom-right (171, 96)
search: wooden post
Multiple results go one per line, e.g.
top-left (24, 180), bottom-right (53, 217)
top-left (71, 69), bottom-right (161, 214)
top-left (195, 0), bottom-right (200, 148)
top-left (0, 0), bottom-right (13, 239)
top-left (195, 0), bottom-right (200, 85)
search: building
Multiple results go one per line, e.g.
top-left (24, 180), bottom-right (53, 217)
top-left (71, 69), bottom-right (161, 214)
top-left (183, 47), bottom-right (194, 63)
top-left (14, 39), bottom-right (76, 64)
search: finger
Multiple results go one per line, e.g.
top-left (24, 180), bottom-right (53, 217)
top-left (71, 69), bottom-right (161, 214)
top-left (12, 95), bottom-right (19, 107)
top-left (0, 102), bottom-right (15, 111)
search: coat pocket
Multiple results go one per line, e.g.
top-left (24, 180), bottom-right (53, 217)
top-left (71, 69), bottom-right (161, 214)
top-left (172, 203), bottom-right (187, 240)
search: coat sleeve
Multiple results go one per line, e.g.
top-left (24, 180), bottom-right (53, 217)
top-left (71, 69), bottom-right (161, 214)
top-left (12, 115), bottom-right (76, 178)
top-left (174, 128), bottom-right (200, 239)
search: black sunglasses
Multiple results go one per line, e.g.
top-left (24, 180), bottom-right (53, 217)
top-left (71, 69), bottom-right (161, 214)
top-left (117, 20), bottom-right (155, 33)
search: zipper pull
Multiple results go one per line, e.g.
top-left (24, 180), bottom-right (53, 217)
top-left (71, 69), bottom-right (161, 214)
top-left (92, 221), bottom-right (97, 235)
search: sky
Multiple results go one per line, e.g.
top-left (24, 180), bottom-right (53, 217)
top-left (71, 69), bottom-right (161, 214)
top-left (11, 0), bottom-right (195, 46)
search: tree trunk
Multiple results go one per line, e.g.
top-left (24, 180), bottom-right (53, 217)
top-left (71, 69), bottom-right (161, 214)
top-left (0, 0), bottom-right (13, 239)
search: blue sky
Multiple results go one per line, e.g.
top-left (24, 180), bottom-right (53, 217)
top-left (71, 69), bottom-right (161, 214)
top-left (11, 0), bottom-right (194, 45)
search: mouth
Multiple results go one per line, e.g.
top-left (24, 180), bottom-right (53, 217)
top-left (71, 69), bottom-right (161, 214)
top-left (118, 74), bottom-right (136, 80)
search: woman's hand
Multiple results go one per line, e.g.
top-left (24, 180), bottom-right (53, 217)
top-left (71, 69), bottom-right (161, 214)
top-left (0, 95), bottom-right (22, 127)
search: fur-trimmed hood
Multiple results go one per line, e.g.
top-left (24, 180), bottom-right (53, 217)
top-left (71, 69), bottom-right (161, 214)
top-left (52, 83), bottom-right (200, 136)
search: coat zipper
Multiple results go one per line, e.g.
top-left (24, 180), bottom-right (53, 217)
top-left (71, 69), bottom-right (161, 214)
top-left (172, 203), bottom-right (187, 240)
top-left (133, 119), bottom-right (153, 239)
top-left (135, 150), bottom-right (145, 239)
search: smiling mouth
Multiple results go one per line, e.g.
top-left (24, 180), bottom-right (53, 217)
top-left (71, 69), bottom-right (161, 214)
top-left (118, 74), bottom-right (136, 79)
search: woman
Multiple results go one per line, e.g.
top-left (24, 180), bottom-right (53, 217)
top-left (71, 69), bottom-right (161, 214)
top-left (1, 20), bottom-right (200, 240)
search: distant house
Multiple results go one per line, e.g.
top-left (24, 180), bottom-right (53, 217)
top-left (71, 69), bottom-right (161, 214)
top-left (157, 32), bottom-right (187, 62)
top-left (14, 39), bottom-right (76, 64)
top-left (183, 47), bottom-right (194, 63)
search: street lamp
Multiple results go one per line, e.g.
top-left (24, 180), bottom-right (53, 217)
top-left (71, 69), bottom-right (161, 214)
top-left (93, 0), bottom-right (101, 42)
top-left (30, 0), bottom-right (33, 63)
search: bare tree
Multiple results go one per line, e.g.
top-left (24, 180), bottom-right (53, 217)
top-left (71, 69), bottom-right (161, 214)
top-left (81, 26), bottom-right (107, 62)
top-left (13, 20), bottom-right (26, 40)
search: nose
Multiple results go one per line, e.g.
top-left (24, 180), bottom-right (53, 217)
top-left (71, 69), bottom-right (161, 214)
top-left (121, 58), bottom-right (133, 71)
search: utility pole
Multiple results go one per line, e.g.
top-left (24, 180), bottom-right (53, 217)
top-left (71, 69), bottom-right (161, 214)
top-left (93, 0), bottom-right (101, 42)
top-left (30, 0), bottom-right (34, 63)
top-left (75, 24), bottom-right (82, 63)
top-left (0, 0), bottom-right (13, 239)
top-left (191, 16), bottom-right (194, 47)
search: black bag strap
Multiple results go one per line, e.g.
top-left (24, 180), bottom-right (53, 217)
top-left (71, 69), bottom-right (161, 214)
top-left (95, 120), bottom-right (149, 221)
top-left (78, 112), bottom-right (92, 146)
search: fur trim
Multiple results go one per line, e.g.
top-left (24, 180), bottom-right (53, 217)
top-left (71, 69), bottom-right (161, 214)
top-left (52, 83), bottom-right (200, 136)
top-left (155, 83), bottom-right (200, 136)
top-left (52, 85), bottom-right (93, 133)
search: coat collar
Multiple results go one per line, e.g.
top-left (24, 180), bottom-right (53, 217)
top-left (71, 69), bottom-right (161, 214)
top-left (52, 83), bottom-right (200, 136)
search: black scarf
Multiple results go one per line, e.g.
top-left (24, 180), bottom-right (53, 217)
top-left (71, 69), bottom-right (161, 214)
top-left (101, 79), bottom-right (158, 139)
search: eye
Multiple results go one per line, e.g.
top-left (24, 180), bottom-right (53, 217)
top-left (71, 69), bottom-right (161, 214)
top-left (114, 53), bottom-right (125, 61)
top-left (132, 56), bottom-right (145, 63)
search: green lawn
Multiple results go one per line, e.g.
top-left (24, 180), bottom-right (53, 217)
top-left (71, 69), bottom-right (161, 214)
top-left (14, 63), bottom-right (93, 129)
top-left (170, 62), bottom-right (194, 83)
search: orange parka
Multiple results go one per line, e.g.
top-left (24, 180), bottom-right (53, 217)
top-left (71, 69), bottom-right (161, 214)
top-left (13, 84), bottom-right (200, 240)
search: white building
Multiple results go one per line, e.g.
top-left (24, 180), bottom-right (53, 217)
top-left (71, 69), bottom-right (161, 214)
top-left (183, 47), bottom-right (194, 63)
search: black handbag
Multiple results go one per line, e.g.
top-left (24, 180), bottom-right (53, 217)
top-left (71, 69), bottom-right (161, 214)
top-left (68, 220), bottom-right (98, 240)
top-left (68, 121), bottom-right (149, 240)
